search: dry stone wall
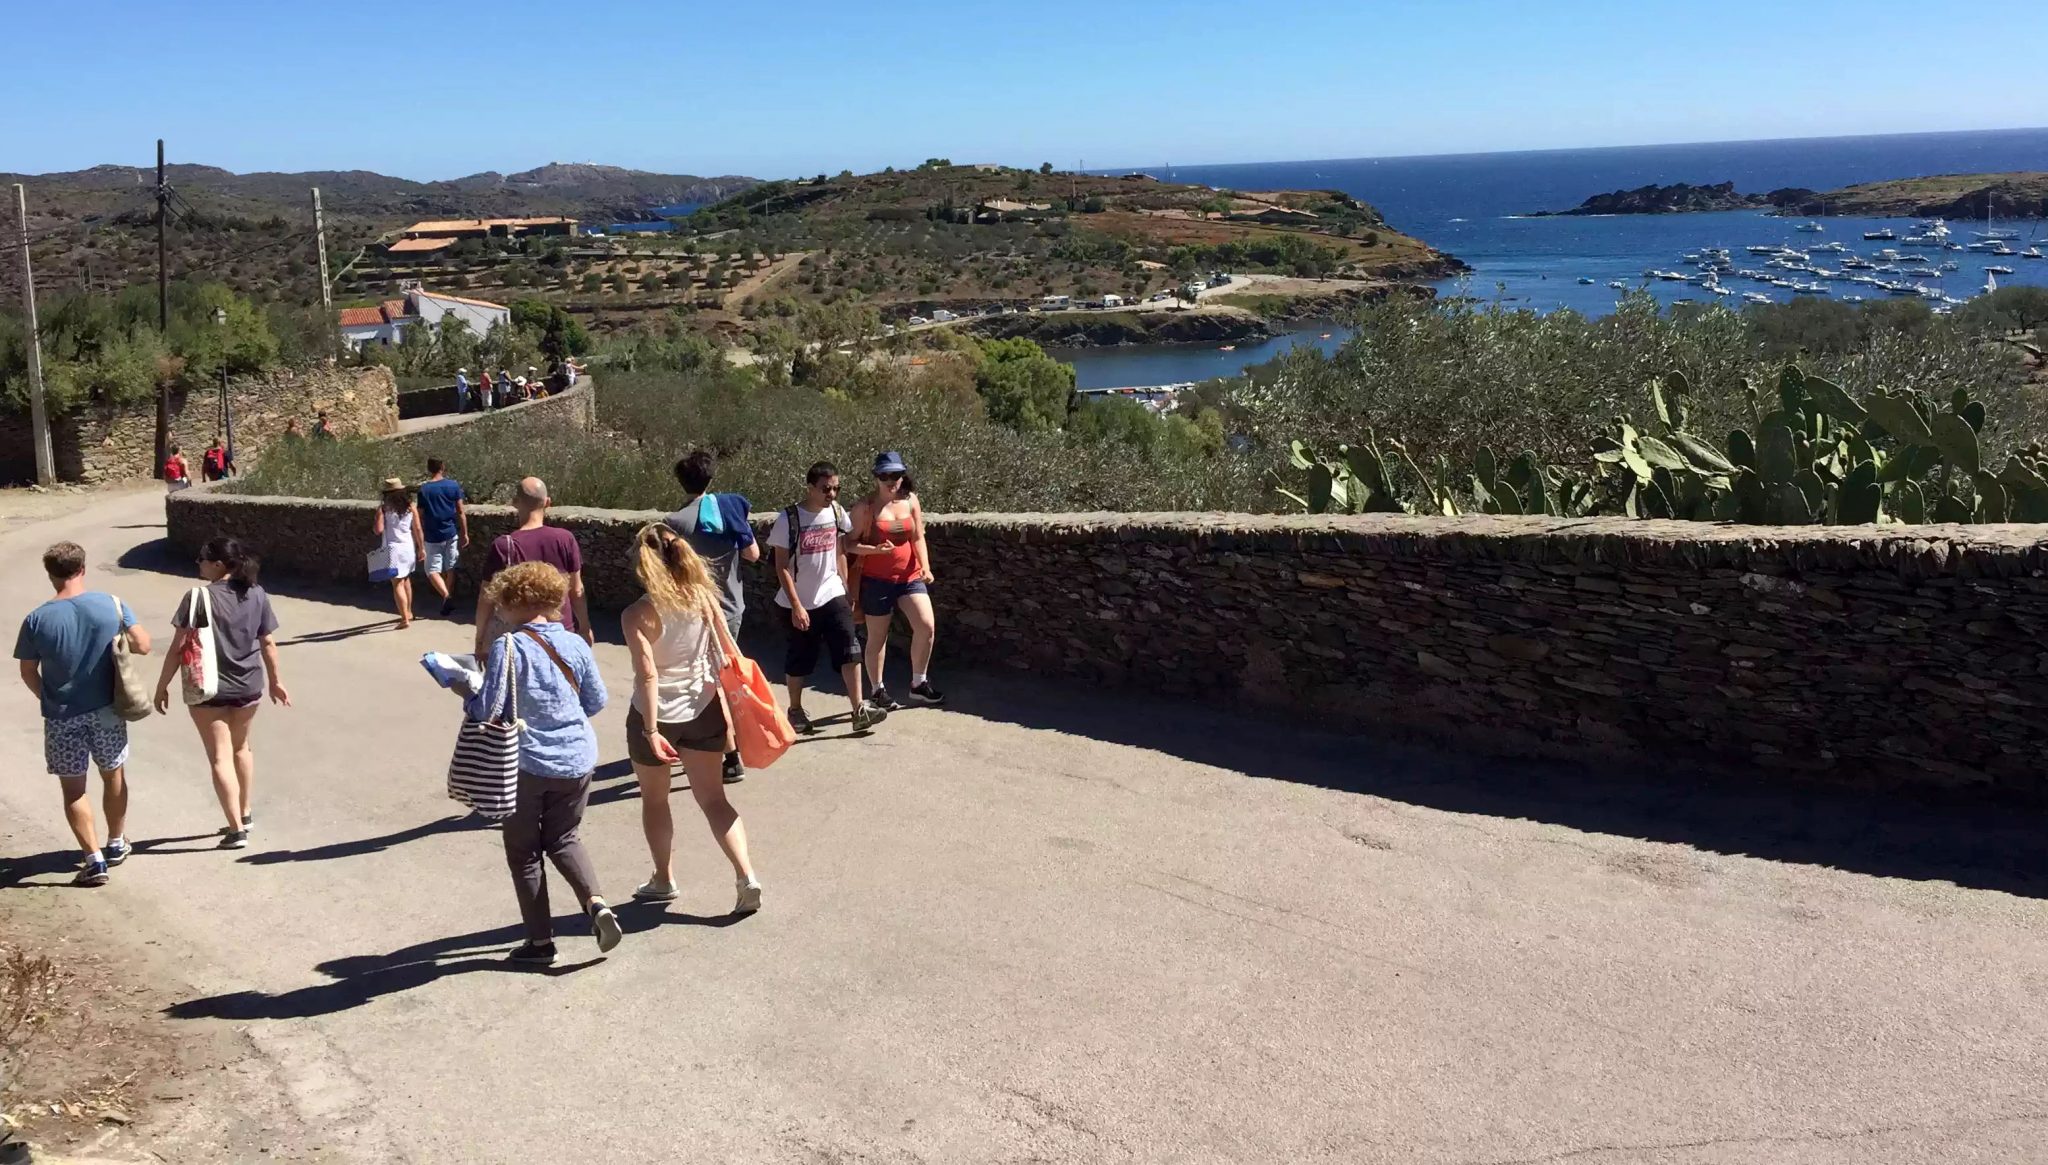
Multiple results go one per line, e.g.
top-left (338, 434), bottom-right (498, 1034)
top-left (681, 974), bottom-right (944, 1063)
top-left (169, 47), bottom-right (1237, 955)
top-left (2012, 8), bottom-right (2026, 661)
top-left (0, 366), bottom-right (398, 484)
top-left (164, 487), bottom-right (2048, 794)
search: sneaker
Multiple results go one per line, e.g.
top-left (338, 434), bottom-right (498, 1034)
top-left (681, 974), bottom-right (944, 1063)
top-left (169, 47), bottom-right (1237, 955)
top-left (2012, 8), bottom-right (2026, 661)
top-left (868, 688), bottom-right (902, 713)
top-left (218, 828), bottom-right (249, 850)
top-left (589, 901), bottom-right (623, 953)
top-left (852, 703), bottom-right (888, 734)
top-left (507, 941), bottom-right (557, 965)
top-left (910, 680), bottom-right (947, 706)
top-left (440, 598), bottom-right (457, 618)
top-left (74, 858), bottom-right (110, 887)
top-left (104, 838), bottom-right (131, 867)
top-left (722, 752), bottom-right (745, 785)
top-left (631, 878), bottom-right (678, 902)
top-left (735, 879), bottom-right (763, 914)
top-left (789, 707), bottom-right (817, 736)
top-left (242, 814), bottom-right (254, 831)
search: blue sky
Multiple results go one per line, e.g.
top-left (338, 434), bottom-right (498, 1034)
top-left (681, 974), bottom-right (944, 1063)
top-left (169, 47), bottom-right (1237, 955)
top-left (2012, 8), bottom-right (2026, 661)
top-left (6, 0), bottom-right (2045, 179)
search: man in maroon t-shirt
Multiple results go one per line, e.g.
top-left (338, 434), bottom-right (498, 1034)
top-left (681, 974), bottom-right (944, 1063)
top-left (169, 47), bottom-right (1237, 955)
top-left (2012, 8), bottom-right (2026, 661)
top-left (474, 476), bottom-right (593, 657)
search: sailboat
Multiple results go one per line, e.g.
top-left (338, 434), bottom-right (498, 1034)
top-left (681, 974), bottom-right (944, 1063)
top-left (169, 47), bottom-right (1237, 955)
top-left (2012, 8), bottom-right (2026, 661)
top-left (1982, 269), bottom-right (1998, 296)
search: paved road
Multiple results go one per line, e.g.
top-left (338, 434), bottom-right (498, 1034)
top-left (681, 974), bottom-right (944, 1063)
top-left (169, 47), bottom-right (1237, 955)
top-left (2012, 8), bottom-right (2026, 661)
top-left (4, 489), bottom-right (2047, 1164)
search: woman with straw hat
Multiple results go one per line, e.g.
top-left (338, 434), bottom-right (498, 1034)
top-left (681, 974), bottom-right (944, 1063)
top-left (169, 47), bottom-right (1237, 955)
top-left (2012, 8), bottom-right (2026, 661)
top-left (374, 476), bottom-right (427, 628)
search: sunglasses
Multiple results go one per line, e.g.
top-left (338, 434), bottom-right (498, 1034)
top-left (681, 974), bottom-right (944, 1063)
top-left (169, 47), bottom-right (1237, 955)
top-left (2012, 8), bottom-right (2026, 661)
top-left (876, 472), bottom-right (905, 482)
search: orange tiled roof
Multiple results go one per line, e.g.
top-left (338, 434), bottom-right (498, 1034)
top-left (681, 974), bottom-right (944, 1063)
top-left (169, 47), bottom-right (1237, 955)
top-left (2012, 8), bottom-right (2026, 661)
top-left (336, 307), bottom-right (385, 328)
top-left (387, 237), bottom-right (456, 253)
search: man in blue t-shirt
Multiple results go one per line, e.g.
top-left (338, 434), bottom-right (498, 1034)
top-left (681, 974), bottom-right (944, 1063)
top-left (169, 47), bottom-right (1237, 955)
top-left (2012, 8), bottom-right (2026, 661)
top-left (416, 457), bottom-right (470, 618)
top-left (14, 541), bottom-right (153, 886)
top-left (664, 448), bottom-right (759, 783)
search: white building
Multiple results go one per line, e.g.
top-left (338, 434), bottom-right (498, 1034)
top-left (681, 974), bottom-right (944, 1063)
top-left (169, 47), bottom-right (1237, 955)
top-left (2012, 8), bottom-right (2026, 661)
top-left (337, 285), bottom-right (511, 351)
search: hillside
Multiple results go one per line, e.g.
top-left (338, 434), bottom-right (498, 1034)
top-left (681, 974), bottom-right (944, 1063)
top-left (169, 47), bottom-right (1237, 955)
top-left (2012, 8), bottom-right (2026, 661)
top-left (1530, 172), bottom-right (2048, 220)
top-left (1528, 181), bottom-right (1818, 216)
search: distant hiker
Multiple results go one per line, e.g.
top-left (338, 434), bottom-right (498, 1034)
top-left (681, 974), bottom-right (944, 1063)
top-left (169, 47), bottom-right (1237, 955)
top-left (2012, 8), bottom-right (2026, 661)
top-left (374, 476), bottom-right (427, 629)
top-left (417, 458), bottom-right (470, 618)
top-left (282, 420), bottom-right (303, 440)
top-left (464, 560), bottom-right (621, 965)
top-left (852, 451), bottom-right (943, 711)
top-left (623, 523), bottom-right (763, 914)
top-left (455, 367), bottom-right (472, 413)
top-left (475, 477), bottom-right (591, 659)
top-left (164, 445), bottom-right (191, 492)
top-left (495, 369), bottom-right (514, 408)
top-left (772, 461), bottom-right (883, 736)
top-left (201, 436), bottom-right (234, 482)
top-left (14, 542), bottom-right (152, 885)
top-left (663, 449), bottom-right (759, 784)
top-left (154, 537), bottom-right (287, 851)
top-left (312, 411), bottom-right (334, 441)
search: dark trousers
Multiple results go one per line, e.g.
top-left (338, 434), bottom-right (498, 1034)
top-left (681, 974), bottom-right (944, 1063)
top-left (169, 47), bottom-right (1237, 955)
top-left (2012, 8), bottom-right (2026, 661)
top-left (502, 771), bottom-right (602, 944)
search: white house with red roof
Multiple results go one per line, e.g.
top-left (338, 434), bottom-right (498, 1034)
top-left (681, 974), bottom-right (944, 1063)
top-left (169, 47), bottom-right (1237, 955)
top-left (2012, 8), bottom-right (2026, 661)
top-left (336, 283), bottom-right (511, 351)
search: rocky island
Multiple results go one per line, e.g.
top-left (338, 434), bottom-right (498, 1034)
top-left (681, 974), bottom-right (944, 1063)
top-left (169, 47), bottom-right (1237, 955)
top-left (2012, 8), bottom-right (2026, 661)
top-left (1527, 181), bottom-right (1817, 217)
top-left (1530, 172), bottom-right (2048, 220)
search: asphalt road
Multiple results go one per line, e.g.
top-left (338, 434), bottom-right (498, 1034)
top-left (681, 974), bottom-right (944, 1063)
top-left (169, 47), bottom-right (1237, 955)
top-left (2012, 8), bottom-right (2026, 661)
top-left (3, 489), bottom-right (2046, 1164)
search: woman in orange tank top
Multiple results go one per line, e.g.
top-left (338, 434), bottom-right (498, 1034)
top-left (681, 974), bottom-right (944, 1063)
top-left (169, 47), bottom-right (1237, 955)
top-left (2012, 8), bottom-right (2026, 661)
top-left (849, 451), bottom-right (943, 710)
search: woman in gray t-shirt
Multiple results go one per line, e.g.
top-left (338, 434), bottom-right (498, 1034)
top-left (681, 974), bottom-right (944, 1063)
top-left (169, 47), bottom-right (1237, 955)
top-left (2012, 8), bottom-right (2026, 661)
top-left (153, 537), bottom-right (291, 850)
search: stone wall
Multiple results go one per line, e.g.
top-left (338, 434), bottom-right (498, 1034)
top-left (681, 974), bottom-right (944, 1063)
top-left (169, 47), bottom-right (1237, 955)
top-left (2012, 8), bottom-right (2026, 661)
top-left (163, 490), bottom-right (2048, 794)
top-left (385, 380), bottom-right (596, 464)
top-left (0, 366), bottom-right (398, 484)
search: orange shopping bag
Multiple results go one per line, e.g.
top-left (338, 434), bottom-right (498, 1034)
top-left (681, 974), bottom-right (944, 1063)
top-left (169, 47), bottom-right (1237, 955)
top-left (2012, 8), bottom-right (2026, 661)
top-left (709, 602), bottom-right (796, 769)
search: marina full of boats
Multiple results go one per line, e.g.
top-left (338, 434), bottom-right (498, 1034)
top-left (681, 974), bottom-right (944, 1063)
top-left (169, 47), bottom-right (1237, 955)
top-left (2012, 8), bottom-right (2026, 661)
top-left (1629, 218), bottom-right (2044, 312)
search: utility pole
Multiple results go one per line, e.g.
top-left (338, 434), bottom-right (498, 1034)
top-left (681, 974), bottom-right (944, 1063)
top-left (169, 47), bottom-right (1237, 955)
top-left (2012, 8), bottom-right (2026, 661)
top-left (12, 184), bottom-right (55, 485)
top-left (153, 138), bottom-right (170, 479)
top-left (311, 187), bottom-right (335, 358)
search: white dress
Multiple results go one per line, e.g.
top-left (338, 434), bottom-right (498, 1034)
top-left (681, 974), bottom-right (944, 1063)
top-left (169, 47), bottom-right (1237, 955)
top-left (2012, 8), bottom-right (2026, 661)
top-left (380, 507), bottom-right (418, 576)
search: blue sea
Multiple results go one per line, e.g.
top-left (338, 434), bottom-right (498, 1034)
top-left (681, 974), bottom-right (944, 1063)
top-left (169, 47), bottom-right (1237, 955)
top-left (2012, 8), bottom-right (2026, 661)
top-left (1064, 127), bottom-right (2048, 387)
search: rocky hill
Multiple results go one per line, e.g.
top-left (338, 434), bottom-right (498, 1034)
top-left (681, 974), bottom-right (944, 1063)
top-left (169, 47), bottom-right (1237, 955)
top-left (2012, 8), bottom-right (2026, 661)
top-left (1530, 172), bottom-right (2048, 220)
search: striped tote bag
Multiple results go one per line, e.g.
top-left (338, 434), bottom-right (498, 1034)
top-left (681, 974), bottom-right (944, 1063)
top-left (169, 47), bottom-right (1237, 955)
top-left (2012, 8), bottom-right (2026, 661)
top-left (447, 645), bottom-right (522, 819)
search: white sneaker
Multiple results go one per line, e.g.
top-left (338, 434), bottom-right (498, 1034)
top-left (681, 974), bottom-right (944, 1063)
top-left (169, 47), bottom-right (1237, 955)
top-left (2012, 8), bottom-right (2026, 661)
top-left (632, 878), bottom-right (678, 902)
top-left (735, 879), bottom-right (763, 914)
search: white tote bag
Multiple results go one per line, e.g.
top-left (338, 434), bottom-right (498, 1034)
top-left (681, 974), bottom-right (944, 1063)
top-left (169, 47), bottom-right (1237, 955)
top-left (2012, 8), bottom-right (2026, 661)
top-left (367, 546), bottom-right (400, 583)
top-left (179, 585), bottom-right (221, 705)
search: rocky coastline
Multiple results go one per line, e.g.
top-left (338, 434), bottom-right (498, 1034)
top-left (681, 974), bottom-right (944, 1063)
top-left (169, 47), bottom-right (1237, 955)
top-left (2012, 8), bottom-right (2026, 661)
top-left (965, 308), bottom-right (1273, 348)
top-left (1529, 172), bottom-right (2048, 220)
top-left (1527, 181), bottom-right (1817, 217)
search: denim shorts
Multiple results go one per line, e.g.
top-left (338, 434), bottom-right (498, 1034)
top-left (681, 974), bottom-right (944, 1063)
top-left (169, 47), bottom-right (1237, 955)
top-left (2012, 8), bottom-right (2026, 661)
top-left (424, 539), bottom-right (461, 574)
top-left (44, 706), bottom-right (129, 778)
top-left (858, 577), bottom-right (928, 618)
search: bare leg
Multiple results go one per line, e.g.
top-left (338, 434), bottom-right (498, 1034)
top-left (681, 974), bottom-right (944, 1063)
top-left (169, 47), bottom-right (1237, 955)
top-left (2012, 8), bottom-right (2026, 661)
top-left (99, 765), bottom-right (129, 842)
top-left (839, 660), bottom-right (865, 719)
top-left (226, 705), bottom-right (258, 823)
top-left (682, 748), bottom-right (752, 881)
top-left (786, 677), bottom-right (807, 717)
top-left (424, 570), bottom-right (451, 601)
top-left (58, 774), bottom-right (97, 853)
top-left (863, 613), bottom-right (893, 696)
top-left (190, 708), bottom-right (242, 829)
top-left (899, 592), bottom-right (937, 680)
top-left (633, 760), bottom-right (676, 885)
top-left (395, 578), bottom-right (414, 626)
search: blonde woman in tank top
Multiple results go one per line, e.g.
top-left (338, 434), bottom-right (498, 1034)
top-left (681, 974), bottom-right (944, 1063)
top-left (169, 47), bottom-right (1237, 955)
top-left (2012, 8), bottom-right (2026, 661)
top-left (623, 524), bottom-right (762, 914)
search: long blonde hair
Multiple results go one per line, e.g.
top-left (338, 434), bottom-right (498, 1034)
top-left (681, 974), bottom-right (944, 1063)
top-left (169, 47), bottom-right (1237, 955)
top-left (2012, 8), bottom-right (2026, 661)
top-left (634, 523), bottom-right (717, 616)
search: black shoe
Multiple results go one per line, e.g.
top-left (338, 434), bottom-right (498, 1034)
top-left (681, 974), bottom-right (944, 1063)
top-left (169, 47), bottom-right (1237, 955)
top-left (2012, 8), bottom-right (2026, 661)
top-left (868, 688), bottom-right (902, 713)
top-left (440, 598), bottom-right (457, 617)
top-left (722, 752), bottom-right (745, 784)
top-left (218, 828), bottom-right (249, 850)
top-left (910, 680), bottom-right (947, 706)
top-left (104, 838), bottom-right (131, 867)
top-left (507, 941), bottom-right (557, 965)
top-left (789, 707), bottom-right (817, 736)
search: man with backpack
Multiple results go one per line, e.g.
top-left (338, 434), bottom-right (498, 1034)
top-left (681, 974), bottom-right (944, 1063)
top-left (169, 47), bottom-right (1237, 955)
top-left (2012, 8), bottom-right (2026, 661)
top-left (770, 462), bottom-right (884, 737)
top-left (13, 542), bottom-right (153, 886)
top-left (664, 449), bottom-right (760, 782)
top-left (201, 436), bottom-right (234, 482)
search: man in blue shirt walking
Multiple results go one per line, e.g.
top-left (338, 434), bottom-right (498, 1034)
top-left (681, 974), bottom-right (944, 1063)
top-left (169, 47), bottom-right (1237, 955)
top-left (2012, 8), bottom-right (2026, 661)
top-left (14, 542), bottom-right (153, 886)
top-left (665, 449), bottom-right (760, 783)
top-left (416, 457), bottom-right (470, 617)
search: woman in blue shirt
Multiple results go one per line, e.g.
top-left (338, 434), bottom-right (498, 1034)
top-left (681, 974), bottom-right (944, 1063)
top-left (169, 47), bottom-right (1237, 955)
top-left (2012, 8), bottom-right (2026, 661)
top-left (466, 561), bottom-right (621, 964)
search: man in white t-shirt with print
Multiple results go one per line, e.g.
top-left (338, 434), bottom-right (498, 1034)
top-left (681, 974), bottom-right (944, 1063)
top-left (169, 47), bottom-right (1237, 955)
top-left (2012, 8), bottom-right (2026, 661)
top-left (771, 462), bottom-right (887, 736)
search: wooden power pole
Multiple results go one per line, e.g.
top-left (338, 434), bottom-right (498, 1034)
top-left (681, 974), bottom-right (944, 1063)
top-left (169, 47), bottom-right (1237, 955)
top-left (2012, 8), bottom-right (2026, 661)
top-left (12, 184), bottom-right (55, 485)
top-left (153, 138), bottom-right (170, 479)
top-left (311, 187), bottom-right (335, 357)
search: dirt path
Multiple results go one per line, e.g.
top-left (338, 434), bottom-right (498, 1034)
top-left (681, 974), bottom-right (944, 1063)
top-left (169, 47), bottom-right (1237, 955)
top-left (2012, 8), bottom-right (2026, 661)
top-left (721, 251), bottom-right (811, 311)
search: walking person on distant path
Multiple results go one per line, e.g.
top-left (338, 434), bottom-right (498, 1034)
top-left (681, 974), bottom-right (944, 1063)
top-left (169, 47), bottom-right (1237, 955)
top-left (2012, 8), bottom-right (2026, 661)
top-left (664, 449), bottom-right (760, 784)
top-left (163, 444), bottom-right (191, 492)
top-left (153, 538), bottom-right (288, 851)
top-left (15, 542), bottom-right (152, 886)
top-left (416, 458), bottom-right (470, 618)
top-left (375, 477), bottom-right (427, 629)
top-left (311, 411), bottom-right (334, 441)
top-left (475, 477), bottom-right (591, 659)
top-left (773, 462), bottom-right (884, 736)
top-left (623, 524), bottom-right (764, 914)
top-left (455, 367), bottom-right (472, 414)
top-left (466, 561), bottom-right (622, 964)
top-left (851, 451), bottom-right (944, 711)
top-left (201, 436), bottom-right (234, 482)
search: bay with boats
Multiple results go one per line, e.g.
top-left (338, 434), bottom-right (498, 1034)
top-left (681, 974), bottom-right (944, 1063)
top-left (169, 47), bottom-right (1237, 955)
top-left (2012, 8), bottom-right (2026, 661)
top-left (1061, 127), bottom-right (2048, 388)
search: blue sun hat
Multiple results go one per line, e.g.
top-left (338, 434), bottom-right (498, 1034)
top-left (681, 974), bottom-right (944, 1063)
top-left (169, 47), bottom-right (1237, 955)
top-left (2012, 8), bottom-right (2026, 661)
top-left (874, 450), bottom-right (909, 475)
